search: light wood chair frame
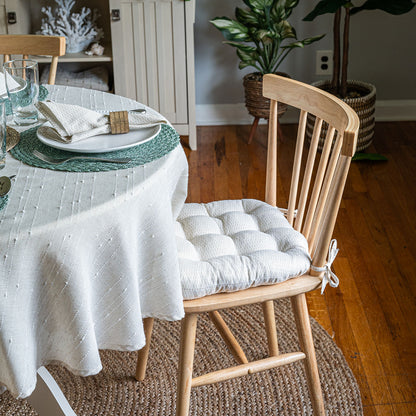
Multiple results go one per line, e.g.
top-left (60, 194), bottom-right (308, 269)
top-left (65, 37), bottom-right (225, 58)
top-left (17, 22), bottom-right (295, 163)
top-left (135, 74), bottom-right (359, 416)
top-left (0, 35), bottom-right (66, 85)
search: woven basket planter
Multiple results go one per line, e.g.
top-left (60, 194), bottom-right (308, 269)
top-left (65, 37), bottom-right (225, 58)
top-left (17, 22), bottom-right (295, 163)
top-left (243, 72), bottom-right (289, 119)
top-left (306, 80), bottom-right (376, 152)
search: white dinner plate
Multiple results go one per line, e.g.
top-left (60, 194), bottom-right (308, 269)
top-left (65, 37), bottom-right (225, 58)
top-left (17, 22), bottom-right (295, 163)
top-left (36, 123), bottom-right (161, 154)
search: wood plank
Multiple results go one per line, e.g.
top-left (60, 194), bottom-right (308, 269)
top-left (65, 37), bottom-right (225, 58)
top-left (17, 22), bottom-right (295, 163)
top-left (343, 199), bottom-right (416, 370)
top-left (306, 290), bottom-right (334, 336)
top-left (393, 402), bottom-right (416, 416)
top-left (367, 404), bottom-right (395, 416)
top-left (155, 1), bottom-right (176, 121)
top-left (331, 210), bottom-right (412, 407)
top-left (143, 2), bottom-right (159, 110)
top-left (172, 0), bottom-right (188, 124)
top-left (225, 127), bottom-right (244, 200)
top-left (110, 0), bottom-right (136, 99)
top-left (213, 130), bottom-right (230, 201)
top-left (184, 0), bottom-right (197, 150)
top-left (132, 2), bottom-right (147, 104)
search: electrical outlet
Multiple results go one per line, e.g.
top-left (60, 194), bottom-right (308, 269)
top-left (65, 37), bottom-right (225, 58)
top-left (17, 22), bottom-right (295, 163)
top-left (316, 50), bottom-right (333, 76)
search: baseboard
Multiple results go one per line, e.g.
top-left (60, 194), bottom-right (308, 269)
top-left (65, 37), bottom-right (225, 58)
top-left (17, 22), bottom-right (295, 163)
top-left (196, 100), bottom-right (416, 126)
top-left (374, 100), bottom-right (416, 121)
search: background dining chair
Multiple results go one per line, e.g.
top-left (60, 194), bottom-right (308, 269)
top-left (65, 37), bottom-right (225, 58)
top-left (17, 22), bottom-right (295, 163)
top-left (135, 74), bottom-right (359, 416)
top-left (0, 35), bottom-right (66, 85)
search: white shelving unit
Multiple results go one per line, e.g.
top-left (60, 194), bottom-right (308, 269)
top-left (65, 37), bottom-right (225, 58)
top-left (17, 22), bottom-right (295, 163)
top-left (0, 0), bottom-right (114, 83)
top-left (0, 0), bottom-right (197, 149)
top-left (109, 0), bottom-right (196, 149)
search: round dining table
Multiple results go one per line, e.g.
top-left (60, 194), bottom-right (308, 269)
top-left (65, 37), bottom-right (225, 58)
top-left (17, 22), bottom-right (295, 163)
top-left (0, 85), bottom-right (188, 415)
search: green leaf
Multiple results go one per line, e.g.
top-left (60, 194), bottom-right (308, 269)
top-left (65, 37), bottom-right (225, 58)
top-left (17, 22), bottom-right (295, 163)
top-left (282, 41), bottom-right (305, 49)
top-left (235, 7), bottom-right (260, 26)
top-left (243, 0), bottom-right (272, 14)
top-left (237, 49), bottom-right (261, 71)
top-left (301, 33), bottom-right (326, 45)
top-left (276, 20), bottom-right (296, 39)
top-left (224, 41), bottom-right (257, 53)
top-left (303, 0), bottom-right (349, 21)
top-left (350, 0), bottom-right (415, 15)
top-left (210, 17), bottom-right (250, 42)
top-left (271, 2), bottom-right (284, 20)
top-left (256, 29), bottom-right (274, 43)
top-left (284, 0), bottom-right (300, 18)
top-left (238, 60), bottom-right (259, 70)
top-left (281, 34), bottom-right (325, 49)
top-left (237, 48), bottom-right (258, 63)
top-left (352, 152), bottom-right (388, 161)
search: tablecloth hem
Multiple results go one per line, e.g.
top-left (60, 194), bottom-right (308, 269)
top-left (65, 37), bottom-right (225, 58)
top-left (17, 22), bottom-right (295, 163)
top-left (0, 378), bottom-right (37, 400)
top-left (142, 311), bottom-right (185, 321)
top-left (0, 360), bottom-right (103, 399)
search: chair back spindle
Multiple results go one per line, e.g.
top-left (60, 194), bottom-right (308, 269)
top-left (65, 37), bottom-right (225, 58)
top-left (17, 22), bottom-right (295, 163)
top-left (265, 100), bottom-right (278, 207)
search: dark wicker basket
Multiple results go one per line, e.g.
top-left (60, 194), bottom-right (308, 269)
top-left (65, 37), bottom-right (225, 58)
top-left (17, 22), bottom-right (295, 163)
top-left (306, 80), bottom-right (376, 152)
top-left (243, 72), bottom-right (289, 119)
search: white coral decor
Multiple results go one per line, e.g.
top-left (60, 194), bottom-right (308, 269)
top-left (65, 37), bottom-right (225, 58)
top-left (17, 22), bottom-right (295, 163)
top-left (40, 0), bottom-right (104, 53)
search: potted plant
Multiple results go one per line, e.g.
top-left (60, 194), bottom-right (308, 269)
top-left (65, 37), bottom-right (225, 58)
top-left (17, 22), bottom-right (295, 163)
top-left (210, 0), bottom-right (324, 142)
top-left (304, 0), bottom-right (415, 151)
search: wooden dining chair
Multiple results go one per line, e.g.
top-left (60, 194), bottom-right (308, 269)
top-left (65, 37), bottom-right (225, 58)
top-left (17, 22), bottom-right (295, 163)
top-left (135, 74), bottom-right (359, 415)
top-left (0, 35), bottom-right (66, 84)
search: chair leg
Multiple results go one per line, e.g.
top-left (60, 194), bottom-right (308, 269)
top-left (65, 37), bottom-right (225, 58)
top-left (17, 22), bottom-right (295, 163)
top-left (176, 313), bottom-right (198, 416)
top-left (209, 310), bottom-right (248, 364)
top-left (135, 317), bottom-right (154, 381)
top-left (262, 300), bottom-right (279, 356)
top-left (291, 294), bottom-right (325, 416)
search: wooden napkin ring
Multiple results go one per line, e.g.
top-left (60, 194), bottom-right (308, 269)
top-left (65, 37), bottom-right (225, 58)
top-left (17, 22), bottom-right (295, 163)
top-left (109, 111), bottom-right (129, 134)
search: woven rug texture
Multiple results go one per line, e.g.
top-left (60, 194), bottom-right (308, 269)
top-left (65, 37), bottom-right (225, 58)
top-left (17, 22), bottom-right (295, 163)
top-left (0, 300), bottom-right (363, 415)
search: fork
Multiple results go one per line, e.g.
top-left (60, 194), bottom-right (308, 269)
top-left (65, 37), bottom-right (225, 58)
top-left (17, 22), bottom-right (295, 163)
top-left (33, 150), bottom-right (131, 165)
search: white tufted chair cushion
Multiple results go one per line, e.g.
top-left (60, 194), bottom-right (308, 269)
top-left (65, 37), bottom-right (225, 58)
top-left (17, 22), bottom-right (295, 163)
top-left (176, 199), bottom-right (311, 300)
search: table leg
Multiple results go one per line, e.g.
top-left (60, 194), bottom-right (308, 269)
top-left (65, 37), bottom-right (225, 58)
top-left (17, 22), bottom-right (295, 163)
top-left (26, 367), bottom-right (77, 416)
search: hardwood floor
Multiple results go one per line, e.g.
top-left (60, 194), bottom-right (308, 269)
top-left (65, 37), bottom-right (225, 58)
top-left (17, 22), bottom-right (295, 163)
top-left (182, 121), bottom-right (416, 416)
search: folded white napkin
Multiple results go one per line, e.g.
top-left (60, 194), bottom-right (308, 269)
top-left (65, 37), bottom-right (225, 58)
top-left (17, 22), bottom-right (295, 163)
top-left (35, 101), bottom-right (167, 143)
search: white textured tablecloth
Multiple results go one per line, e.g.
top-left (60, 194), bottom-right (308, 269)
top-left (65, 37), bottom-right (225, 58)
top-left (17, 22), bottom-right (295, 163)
top-left (0, 86), bottom-right (188, 398)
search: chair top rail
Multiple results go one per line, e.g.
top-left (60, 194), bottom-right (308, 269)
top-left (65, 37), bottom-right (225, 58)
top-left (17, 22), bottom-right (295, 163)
top-left (0, 35), bottom-right (66, 57)
top-left (263, 74), bottom-right (359, 157)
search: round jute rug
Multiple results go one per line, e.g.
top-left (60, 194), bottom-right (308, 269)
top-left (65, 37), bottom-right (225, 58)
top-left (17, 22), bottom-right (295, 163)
top-left (0, 300), bottom-right (362, 415)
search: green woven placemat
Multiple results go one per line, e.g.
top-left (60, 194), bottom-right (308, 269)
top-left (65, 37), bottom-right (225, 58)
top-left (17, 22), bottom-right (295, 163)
top-left (10, 124), bottom-right (180, 172)
top-left (1, 85), bottom-right (48, 116)
top-left (0, 195), bottom-right (8, 212)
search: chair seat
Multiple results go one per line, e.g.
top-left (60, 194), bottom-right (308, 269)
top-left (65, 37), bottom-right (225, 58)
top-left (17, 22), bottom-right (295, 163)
top-left (176, 199), bottom-right (311, 300)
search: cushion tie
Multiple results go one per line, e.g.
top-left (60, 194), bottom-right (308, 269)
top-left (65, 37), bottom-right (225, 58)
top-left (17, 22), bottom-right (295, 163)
top-left (311, 239), bottom-right (339, 294)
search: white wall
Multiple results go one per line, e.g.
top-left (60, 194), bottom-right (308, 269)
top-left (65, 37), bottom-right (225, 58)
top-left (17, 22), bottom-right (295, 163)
top-left (194, 1), bottom-right (416, 105)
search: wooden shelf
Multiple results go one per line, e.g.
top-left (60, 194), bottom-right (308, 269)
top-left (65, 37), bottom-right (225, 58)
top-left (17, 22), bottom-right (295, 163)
top-left (31, 45), bottom-right (112, 63)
